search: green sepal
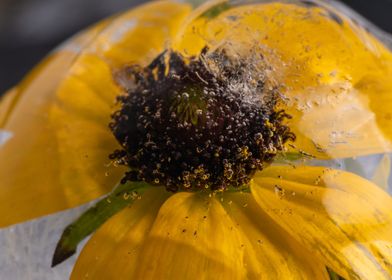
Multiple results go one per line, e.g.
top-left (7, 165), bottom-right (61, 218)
top-left (327, 267), bottom-right (346, 280)
top-left (51, 181), bottom-right (149, 267)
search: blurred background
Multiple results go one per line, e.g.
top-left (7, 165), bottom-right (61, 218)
top-left (0, 0), bottom-right (392, 94)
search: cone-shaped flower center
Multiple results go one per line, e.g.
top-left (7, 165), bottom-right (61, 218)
top-left (109, 48), bottom-right (295, 192)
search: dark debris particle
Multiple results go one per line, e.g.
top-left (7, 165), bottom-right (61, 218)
top-left (109, 48), bottom-right (295, 192)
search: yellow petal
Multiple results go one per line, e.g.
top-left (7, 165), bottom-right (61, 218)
top-left (0, 51), bottom-right (111, 228)
top-left (252, 166), bottom-right (392, 279)
top-left (285, 81), bottom-right (392, 159)
top-left (173, 1), bottom-right (392, 158)
top-left (74, 191), bottom-right (246, 279)
top-left (132, 192), bottom-right (246, 279)
top-left (222, 192), bottom-right (329, 279)
top-left (74, 189), bottom-right (329, 279)
top-left (71, 187), bottom-right (170, 279)
top-left (0, 1), bottom-right (191, 227)
top-left (356, 73), bottom-right (392, 146)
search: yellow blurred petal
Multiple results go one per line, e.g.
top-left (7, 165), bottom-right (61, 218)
top-left (0, 51), bottom-right (111, 228)
top-left (356, 73), bottom-right (392, 146)
top-left (173, 1), bottom-right (392, 158)
top-left (222, 192), bottom-right (329, 279)
top-left (0, 1), bottom-right (191, 227)
top-left (71, 187), bottom-right (169, 279)
top-left (252, 166), bottom-right (392, 279)
top-left (372, 155), bottom-right (391, 191)
top-left (0, 88), bottom-right (19, 126)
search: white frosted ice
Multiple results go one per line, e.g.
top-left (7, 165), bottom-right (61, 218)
top-left (0, 204), bottom-right (92, 280)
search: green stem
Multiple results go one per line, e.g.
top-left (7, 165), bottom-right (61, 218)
top-left (51, 181), bottom-right (148, 267)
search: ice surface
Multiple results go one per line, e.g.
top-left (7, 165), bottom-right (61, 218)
top-left (0, 203), bottom-right (92, 280)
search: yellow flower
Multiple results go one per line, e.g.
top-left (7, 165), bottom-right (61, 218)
top-left (0, 0), bottom-right (392, 279)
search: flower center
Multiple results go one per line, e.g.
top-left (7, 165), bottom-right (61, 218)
top-left (109, 48), bottom-right (295, 192)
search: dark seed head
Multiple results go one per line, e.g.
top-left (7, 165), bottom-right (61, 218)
top-left (109, 48), bottom-right (295, 192)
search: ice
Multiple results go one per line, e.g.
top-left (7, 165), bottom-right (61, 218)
top-left (0, 203), bottom-right (92, 280)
